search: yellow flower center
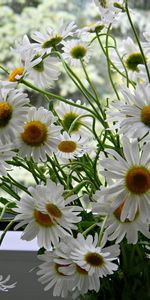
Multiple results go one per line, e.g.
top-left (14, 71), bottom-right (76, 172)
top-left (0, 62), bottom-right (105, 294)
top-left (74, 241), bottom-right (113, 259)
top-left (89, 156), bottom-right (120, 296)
top-left (34, 209), bottom-right (54, 227)
top-left (0, 102), bottom-right (12, 127)
top-left (141, 105), bottom-right (150, 127)
top-left (125, 166), bottom-right (150, 194)
top-left (46, 203), bottom-right (62, 218)
top-left (84, 252), bottom-right (104, 267)
top-left (70, 45), bottom-right (87, 59)
top-left (76, 265), bottom-right (88, 275)
top-left (21, 121), bottom-right (48, 146)
top-left (8, 67), bottom-right (24, 82)
top-left (58, 140), bottom-right (77, 153)
top-left (114, 202), bottom-right (139, 222)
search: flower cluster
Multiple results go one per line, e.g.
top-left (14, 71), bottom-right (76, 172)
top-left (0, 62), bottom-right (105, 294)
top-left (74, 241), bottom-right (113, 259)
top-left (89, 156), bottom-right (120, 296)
top-left (0, 0), bottom-right (150, 299)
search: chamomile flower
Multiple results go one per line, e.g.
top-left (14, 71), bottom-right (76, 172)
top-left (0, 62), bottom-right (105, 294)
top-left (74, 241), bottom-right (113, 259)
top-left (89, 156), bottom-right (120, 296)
top-left (0, 142), bottom-right (15, 176)
top-left (13, 179), bottom-right (82, 249)
top-left (111, 37), bottom-right (148, 81)
top-left (54, 239), bottom-right (101, 294)
top-left (76, 21), bottom-right (105, 41)
top-left (37, 251), bottom-right (73, 297)
top-left (104, 202), bottom-right (150, 244)
top-left (27, 56), bottom-right (60, 88)
top-left (16, 107), bottom-right (61, 162)
top-left (11, 34), bottom-right (33, 60)
top-left (107, 83), bottom-right (150, 140)
top-left (61, 262), bottom-right (100, 294)
top-left (8, 48), bottom-right (41, 82)
top-left (55, 100), bottom-right (92, 135)
top-left (99, 137), bottom-right (150, 222)
top-left (32, 179), bottom-right (82, 233)
top-left (94, 0), bottom-right (124, 24)
top-left (55, 131), bottom-right (91, 160)
top-left (69, 233), bottom-right (120, 277)
top-left (62, 39), bottom-right (92, 67)
top-left (0, 88), bottom-right (29, 143)
top-left (32, 20), bottom-right (77, 55)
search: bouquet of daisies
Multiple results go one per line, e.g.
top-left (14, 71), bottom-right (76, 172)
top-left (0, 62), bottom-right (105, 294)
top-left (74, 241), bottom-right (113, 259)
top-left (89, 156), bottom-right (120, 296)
top-left (0, 0), bottom-right (150, 299)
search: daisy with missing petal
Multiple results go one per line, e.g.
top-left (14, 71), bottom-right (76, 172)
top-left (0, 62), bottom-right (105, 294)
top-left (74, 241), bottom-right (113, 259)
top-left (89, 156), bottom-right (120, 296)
top-left (110, 37), bottom-right (148, 81)
top-left (32, 20), bottom-right (77, 55)
top-left (69, 233), bottom-right (120, 278)
top-left (62, 39), bottom-right (92, 67)
top-left (55, 100), bottom-right (92, 135)
top-left (107, 83), bottom-right (150, 140)
top-left (16, 106), bottom-right (61, 162)
top-left (99, 137), bottom-right (150, 223)
top-left (13, 179), bottom-right (82, 249)
top-left (0, 88), bottom-right (29, 143)
top-left (104, 202), bottom-right (150, 244)
top-left (55, 131), bottom-right (91, 160)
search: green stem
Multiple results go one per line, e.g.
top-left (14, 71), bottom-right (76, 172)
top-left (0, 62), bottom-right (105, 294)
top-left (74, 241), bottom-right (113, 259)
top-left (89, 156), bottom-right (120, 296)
top-left (105, 25), bottom-right (120, 100)
top-left (82, 223), bottom-right (98, 236)
top-left (0, 219), bottom-right (15, 246)
top-left (80, 59), bottom-right (104, 115)
top-left (125, 0), bottom-right (150, 83)
top-left (21, 79), bottom-right (96, 116)
top-left (98, 215), bottom-right (108, 245)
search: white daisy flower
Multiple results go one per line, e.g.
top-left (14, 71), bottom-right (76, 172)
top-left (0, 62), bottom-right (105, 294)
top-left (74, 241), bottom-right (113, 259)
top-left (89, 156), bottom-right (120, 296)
top-left (0, 275), bottom-right (17, 292)
top-left (37, 251), bottom-right (74, 297)
top-left (94, 0), bottom-right (124, 24)
top-left (0, 88), bottom-right (29, 143)
top-left (11, 34), bottom-right (33, 60)
top-left (99, 137), bottom-right (150, 223)
top-left (69, 233), bottom-right (120, 278)
top-left (62, 39), bottom-right (92, 67)
top-left (55, 100), bottom-right (92, 135)
top-left (110, 37), bottom-right (148, 81)
top-left (104, 203), bottom-right (150, 244)
top-left (107, 83), bottom-right (150, 140)
top-left (26, 55), bottom-right (60, 89)
top-left (8, 48), bottom-right (42, 83)
top-left (54, 239), bottom-right (101, 294)
top-left (32, 20), bottom-right (77, 55)
top-left (61, 262), bottom-right (100, 294)
top-left (13, 179), bottom-right (82, 249)
top-left (0, 142), bottom-right (15, 176)
top-left (55, 131), bottom-right (92, 160)
top-left (76, 21), bottom-right (105, 42)
top-left (16, 106), bottom-right (61, 162)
